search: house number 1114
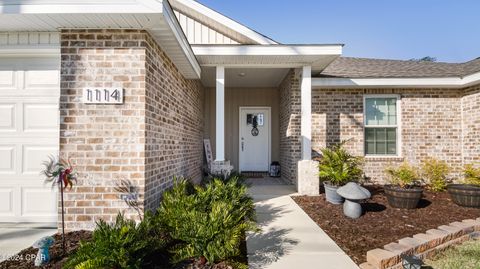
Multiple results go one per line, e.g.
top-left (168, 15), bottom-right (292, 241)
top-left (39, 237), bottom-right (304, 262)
top-left (82, 88), bottom-right (124, 104)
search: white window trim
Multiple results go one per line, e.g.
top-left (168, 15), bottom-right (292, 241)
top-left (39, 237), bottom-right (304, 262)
top-left (363, 94), bottom-right (402, 157)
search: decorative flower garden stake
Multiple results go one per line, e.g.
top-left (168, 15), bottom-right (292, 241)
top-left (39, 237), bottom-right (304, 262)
top-left (41, 156), bottom-right (77, 254)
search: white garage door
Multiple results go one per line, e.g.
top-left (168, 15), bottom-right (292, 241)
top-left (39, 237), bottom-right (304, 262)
top-left (0, 56), bottom-right (59, 223)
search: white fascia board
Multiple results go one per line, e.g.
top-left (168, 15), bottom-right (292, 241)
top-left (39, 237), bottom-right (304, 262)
top-left (0, 0), bottom-right (164, 14)
top-left (162, 0), bottom-right (201, 78)
top-left (311, 75), bottom-right (480, 89)
top-left (0, 46), bottom-right (60, 56)
top-left (192, 45), bottom-right (343, 56)
top-left (462, 71), bottom-right (480, 87)
top-left (172, 0), bottom-right (278, 45)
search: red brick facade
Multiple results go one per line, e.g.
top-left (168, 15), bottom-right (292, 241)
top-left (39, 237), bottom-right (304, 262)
top-left (462, 84), bottom-right (480, 164)
top-left (311, 87), bottom-right (475, 183)
top-left (60, 29), bottom-right (204, 230)
top-left (279, 70), bottom-right (301, 185)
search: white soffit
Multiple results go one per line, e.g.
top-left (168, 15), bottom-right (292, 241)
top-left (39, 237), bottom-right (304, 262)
top-left (201, 67), bottom-right (290, 88)
top-left (170, 0), bottom-right (278, 45)
top-left (0, 0), bottom-right (201, 79)
top-left (312, 71), bottom-right (480, 89)
top-left (192, 45), bottom-right (343, 70)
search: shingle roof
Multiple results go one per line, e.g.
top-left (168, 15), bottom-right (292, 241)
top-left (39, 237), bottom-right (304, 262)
top-left (318, 57), bottom-right (480, 78)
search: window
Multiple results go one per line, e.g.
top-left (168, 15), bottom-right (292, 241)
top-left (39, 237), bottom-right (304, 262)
top-left (364, 96), bottom-right (400, 155)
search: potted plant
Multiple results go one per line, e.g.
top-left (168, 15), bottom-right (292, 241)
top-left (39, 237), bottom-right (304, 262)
top-left (384, 162), bottom-right (423, 209)
top-left (447, 164), bottom-right (480, 208)
top-left (319, 141), bottom-right (363, 204)
top-left (421, 158), bottom-right (450, 192)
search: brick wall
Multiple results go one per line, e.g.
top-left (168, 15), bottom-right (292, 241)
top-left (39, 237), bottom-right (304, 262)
top-left (312, 88), bottom-right (463, 183)
top-left (60, 29), bottom-right (204, 230)
top-left (279, 70), bottom-right (301, 184)
top-left (462, 84), bottom-right (480, 164)
top-left (144, 34), bottom-right (204, 211)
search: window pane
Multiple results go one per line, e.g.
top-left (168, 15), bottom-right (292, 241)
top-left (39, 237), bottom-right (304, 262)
top-left (365, 127), bottom-right (397, 155)
top-left (376, 128), bottom-right (386, 142)
top-left (386, 128), bottom-right (396, 141)
top-left (365, 128), bottom-right (375, 141)
top-left (387, 98), bottom-right (397, 125)
top-left (365, 97), bottom-right (398, 126)
top-left (376, 99), bottom-right (388, 125)
top-left (376, 141), bottom-right (386, 154)
top-left (387, 142), bottom-right (397, 154)
top-left (365, 99), bottom-right (377, 125)
top-left (366, 141), bottom-right (375, 154)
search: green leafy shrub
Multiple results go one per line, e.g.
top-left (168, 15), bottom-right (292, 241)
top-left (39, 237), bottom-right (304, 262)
top-left (464, 164), bottom-right (480, 185)
top-left (203, 171), bottom-right (247, 186)
top-left (318, 141), bottom-right (364, 186)
top-left (421, 158), bottom-right (450, 192)
top-left (159, 178), bottom-right (258, 265)
top-left (64, 212), bottom-right (168, 269)
top-left (385, 162), bottom-right (420, 188)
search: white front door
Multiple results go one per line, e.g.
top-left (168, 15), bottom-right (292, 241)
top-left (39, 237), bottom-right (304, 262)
top-left (239, 107), bottom-right (270, 172)
top-left (0, 56), bottom-right (60, 223)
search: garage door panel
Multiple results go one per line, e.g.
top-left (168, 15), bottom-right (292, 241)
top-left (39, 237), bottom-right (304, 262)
top-left (0, 188), bottom-right (14, 216)
top-left (0, 55), bottom-right (59, 223)
top-left (0, 70), bottom-right (17, 90)
top-left (21, 187), bottom-right (57, 217)
top-left (0, 145), bottom-right (15, 173)
top-left (22, 145), bottom-right (58, 175)
top-left (0, 103), bottom-right (16, 131)
top-left (24, 103), bottom-right (59, 132)
top-left (24, 69), bottom-right (60, 90)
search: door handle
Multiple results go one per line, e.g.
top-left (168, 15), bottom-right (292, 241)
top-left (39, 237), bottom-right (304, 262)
top-left (241, 142), bottom-right (244, 151)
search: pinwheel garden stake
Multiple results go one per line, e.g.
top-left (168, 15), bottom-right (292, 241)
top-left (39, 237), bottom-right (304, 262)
top-left (41, 156), bottom-right (77, 254)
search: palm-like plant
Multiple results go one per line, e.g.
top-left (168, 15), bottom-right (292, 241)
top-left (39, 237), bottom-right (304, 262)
top-left (41, 155), bottom-right (77, 253)
top-left (159, 178), bottom-right (258, 265)
top-left (318, 141), bottom-right (364, 186)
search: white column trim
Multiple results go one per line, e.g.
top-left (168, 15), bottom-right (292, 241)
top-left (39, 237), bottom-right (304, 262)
top-left (215, 66), bottom-right (225, 161)
top-left (301, 66), bottom-right (312, 160)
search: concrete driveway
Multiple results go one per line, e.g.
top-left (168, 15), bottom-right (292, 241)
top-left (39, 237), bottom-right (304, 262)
top-left (0, 223), bottom-right (56, 262)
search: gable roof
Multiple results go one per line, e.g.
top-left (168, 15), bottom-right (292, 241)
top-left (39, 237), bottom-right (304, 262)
top-left (319, 57), bottom-right (480, 78)
top-left (169, 0), bottom-right (278, 45)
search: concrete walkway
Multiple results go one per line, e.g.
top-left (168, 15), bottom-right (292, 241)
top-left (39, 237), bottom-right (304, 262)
top-left (0, 223), bottom-right (56, 262)
top-left (246, 178), bottom-right (358, 269)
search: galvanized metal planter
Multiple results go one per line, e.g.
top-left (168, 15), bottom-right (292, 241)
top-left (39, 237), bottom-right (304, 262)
top-left (323, 181), bottom-right (344, 204)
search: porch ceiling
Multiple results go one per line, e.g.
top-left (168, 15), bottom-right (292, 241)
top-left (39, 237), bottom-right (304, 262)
top-left (192, 44), bottom-right (343, 72)
top-left (201, 67), bottom-right (290, 88)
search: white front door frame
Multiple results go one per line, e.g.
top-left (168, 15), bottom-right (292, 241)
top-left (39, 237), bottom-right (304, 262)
top-left (238, 106), bottom-right (271, 172)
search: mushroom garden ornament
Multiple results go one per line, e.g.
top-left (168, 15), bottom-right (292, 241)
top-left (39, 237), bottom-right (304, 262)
top-left (336, 182), bottom-right (371, 219)
top-left (33, 236), bottom-right (54, 266)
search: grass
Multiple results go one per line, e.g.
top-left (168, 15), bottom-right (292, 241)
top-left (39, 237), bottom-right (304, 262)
top-left (425, 239), bottom-right (480, 269)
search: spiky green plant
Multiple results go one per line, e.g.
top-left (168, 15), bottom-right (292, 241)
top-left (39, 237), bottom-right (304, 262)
top-left (464, 164), bottom-right (480, 185)
top-left (385, 162), bottom-right (420, 188)
top-left (159, 178), bottom-right (258, 265)
top-left (421, 158), bottom-right (450, 192)
top-left (318, 141), bottom-right (364, 186)
top-left (64, 212), bottom-right (167, 269)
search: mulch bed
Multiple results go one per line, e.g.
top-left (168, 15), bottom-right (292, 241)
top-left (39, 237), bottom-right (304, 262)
top-left (292, 185), bottom-right (480, 265)
top-left (0, 230), bottom-right (92, 269)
